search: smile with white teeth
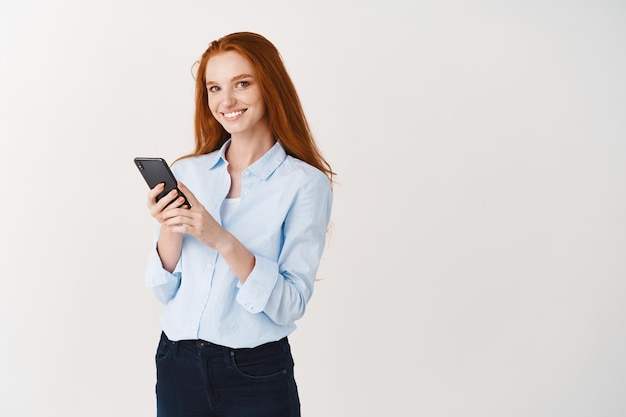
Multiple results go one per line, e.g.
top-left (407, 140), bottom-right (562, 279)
top-left (223, 110), bottom-right (245, 118)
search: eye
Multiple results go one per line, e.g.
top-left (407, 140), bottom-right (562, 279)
top-left (207, 85), bottom-right (220, 92)
top-left (236, 81), bottom-right (249, 88)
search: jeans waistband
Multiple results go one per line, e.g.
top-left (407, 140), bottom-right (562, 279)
top-left (161, 331), bottom-right (287, 352)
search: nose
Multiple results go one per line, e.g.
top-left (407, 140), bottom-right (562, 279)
top-left (222, 89), bottom-right (236, 107)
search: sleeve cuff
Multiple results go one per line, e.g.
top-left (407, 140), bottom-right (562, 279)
top-left (144, 244), bottom-right (182, 288)
top-left (236, 255), bottom-right (278, 313)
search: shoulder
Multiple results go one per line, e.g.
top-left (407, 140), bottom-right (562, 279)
top-left (278, 156), bottom-right (332, 195)
top-left (281, 156), bottom-right (328, 183)
top-left (277, 156), bottom-right (330, 190)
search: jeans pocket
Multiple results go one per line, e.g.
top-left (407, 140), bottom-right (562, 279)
top-left (155, 332), bottom-right (175, 362)
top-left (230, 340), bottom-right (289, 381)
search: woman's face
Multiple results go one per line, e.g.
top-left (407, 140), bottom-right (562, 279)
top-left (204, 51), bottom-right (268, 138)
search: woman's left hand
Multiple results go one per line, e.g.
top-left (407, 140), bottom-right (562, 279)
top-left (159, 182), bottom-right (227, 250)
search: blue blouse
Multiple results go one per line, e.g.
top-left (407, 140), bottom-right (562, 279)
top-left (144, 140), bottom-right (333, 348)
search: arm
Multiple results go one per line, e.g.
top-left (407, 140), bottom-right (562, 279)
top-left (149, 183), bottom-right (185, 272)
top-left (143, 183), bottom-right (186, 304)
top-left (236, 174), bottom-right (333, 325)
top-left (160, 182), bottom-right (256, 283)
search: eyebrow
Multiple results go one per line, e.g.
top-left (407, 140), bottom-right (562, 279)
top-left (206, 73), bottom-right (254, 86)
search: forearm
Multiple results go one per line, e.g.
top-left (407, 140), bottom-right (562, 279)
top-left (157, 226), bottom-right (183, 273)
top-left (215, 229), bottom-right (255, 284)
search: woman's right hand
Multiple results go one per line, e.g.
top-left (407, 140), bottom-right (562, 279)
top-left (147, 183), bottom-right (187, 224)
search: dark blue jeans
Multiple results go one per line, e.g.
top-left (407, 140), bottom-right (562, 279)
top-left (155, 332), bottom-right (301, 417)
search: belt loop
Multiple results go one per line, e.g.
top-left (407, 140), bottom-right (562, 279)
top-left (224, 346), bottom-right (232, 368)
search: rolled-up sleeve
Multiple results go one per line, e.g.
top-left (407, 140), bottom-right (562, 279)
top-left (143, 225), bottom-right (182, 305)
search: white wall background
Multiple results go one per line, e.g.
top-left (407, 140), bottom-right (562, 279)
top-left (1, 0), bottom-right (625, 416)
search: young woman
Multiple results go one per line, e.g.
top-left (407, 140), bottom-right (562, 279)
top-left (143, 32), bottom-right (334, 417)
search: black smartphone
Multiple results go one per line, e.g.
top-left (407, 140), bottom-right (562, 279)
top-left (134, 157), bottom-right (191, 208)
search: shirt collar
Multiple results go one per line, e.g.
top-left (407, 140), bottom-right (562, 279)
top-left (207, 139), bottom-right (287, 180)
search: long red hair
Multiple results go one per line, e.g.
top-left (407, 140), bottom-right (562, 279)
top-left (180, 32), bottom-right (334, 184)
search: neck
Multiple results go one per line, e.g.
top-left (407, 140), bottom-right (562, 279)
top-left (226, 133), bottom-right (275, 170)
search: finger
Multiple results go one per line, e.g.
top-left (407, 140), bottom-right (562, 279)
top-left (163, 215), bottom-right (191, 229)
top-left (163, 215), bottom-right (197, 236)
top-left (164, 196), bottom-right (188, 211)
top-left (167, 223), bottom-right (190, 235)
top-left (146, 183), bottom-right (165, 206)
top-left (177, 182), bottom-right (200, 207)
top-left (150, 189), bottom-right (180, 217)
top-left (161, 205), bottom-right (196, 223)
